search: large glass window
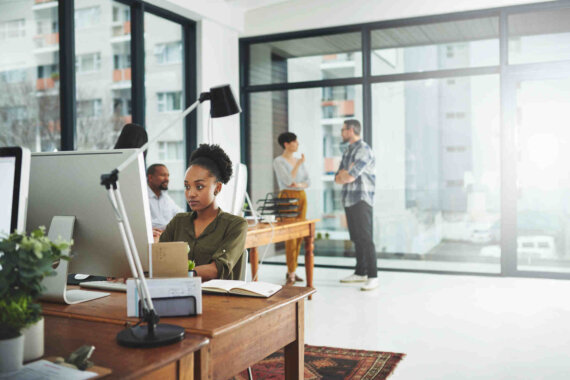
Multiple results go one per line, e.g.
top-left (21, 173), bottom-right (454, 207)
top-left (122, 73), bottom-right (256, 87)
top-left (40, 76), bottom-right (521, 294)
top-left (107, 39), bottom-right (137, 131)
top-left (508, 8), bottom-right (570, 65)
top-left (371, 75), bottom-right (500, 272)
top-left (249, 32), bottom-right (362, 85)
top-left (249, 85), bottom-right (363, 261)
top-left (515, 77), bottom-right (570, 272)
top-left (371, 17), bottom-right (499, 76)
top-left (0, 0), bottom-right (60, 152)
top-left (75, 1), bottom-right (130, 150)
top-left (144, 13), bottom-right (185, 209)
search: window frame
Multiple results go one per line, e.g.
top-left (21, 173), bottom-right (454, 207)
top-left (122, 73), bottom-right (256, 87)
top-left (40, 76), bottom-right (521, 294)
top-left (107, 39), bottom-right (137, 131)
top-left (239, 1), bottom-right (570, 280)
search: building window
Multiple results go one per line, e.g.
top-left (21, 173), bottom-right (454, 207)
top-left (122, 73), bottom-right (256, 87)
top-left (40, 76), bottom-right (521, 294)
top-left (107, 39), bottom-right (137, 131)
top-left (1, 69), bottom-right (27, 83)
top-left (75, 6), bottom-right (101, 30)
top-left (0, 106), bottom-right (27, 125)
top-left (112, 5), bottom-right (131, 23)
top-left (0, 19), bottom-right (25, 40)
top-left (157, 92), bottom-right (182, 112)
top-left (113, 54), bottom-right (131, 70)
top-left (445, 146), bottom-right (468, 153)
top-left (77, 99), bottom-right (102, 117)
top-left (155, 42), bottom-right (182, 64)
top-left (158, 141), bottom-right (184, 161)
top-left (75, 52), bottom-right (101, 74)
top-left (37, 64), bottom-right (58, 79)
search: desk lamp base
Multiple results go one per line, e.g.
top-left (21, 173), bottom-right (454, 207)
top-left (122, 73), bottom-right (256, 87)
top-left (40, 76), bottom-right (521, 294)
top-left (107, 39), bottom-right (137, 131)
top-left (117, 324), bottom-right (185, 348)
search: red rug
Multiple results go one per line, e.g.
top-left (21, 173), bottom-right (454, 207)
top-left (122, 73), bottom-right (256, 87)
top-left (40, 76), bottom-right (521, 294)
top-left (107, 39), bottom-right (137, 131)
top-left (230, 345), bottom-right (405, 379)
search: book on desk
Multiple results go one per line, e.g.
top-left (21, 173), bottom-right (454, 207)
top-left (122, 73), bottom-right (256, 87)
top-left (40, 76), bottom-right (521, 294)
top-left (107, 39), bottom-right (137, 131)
top-left (202, 280), bottom-right (282, 298)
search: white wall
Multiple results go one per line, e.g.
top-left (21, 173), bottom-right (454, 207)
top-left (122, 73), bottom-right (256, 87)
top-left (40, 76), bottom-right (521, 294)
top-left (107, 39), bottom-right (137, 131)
top-left (196, 19), bottom-right (241, 165)
top-left (147, 0), bottom-right (243, 167)
top-left (243, 0), bottom-right (553, 37)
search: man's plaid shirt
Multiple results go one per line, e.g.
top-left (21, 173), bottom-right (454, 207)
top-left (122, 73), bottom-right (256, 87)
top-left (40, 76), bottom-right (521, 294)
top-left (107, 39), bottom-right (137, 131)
top-left (336, 139), bottom-right (375, 208)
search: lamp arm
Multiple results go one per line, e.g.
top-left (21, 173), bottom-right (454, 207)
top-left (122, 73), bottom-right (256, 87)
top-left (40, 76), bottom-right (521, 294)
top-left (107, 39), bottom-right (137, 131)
top-left (116, 98), bottom-right (202, 173)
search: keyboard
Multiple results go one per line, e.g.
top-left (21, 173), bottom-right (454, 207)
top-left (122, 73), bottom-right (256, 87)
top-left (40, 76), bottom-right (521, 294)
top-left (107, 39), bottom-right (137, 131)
top-left (65, 289), bottom-right (110, 304)
top-left (80, 281), bottom-right (127, 292)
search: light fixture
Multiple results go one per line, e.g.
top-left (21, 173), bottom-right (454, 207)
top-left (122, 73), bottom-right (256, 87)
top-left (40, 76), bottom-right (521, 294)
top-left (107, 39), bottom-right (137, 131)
top-left (100, 84), bottom-right (240, 348)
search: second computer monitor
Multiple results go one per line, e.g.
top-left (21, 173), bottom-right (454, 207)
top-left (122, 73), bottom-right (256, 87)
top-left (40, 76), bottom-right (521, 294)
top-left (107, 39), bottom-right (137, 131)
top-left (26, 150), bottom-right (153, 278)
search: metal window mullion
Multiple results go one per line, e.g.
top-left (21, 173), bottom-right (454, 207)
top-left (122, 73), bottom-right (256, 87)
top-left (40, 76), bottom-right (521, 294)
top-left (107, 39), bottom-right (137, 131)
top-left (130, 1), bottom-right (145, 126)
top-left (362, 26), bottom-right (372, 145)
top-left (183, 21), bottom-right (197, 166)
top-left (58, 0), bottom-right (75, 150)
top-left (499, 10), bottom-right (517, 276)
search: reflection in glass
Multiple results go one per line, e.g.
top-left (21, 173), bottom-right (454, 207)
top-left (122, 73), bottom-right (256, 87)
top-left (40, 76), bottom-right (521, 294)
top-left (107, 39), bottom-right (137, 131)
top-left (372, 75), bottom-right (500, 273)
top-left (74, 1), bottom-right (131, 150)
top-left (249, 32), bottom-right (362, 85)
top-left (0, 0), bottom-right (60, 152)
top-left (250, 85), bottom-right (362, 259)
top-left (144, 13), bottom-right (185, 209)
top-left (516, 78), bottom-right (570, 272)
top-left (371, 17), bottom-right (499, 76)
top-left (508, 8), bottom-right (570, 65)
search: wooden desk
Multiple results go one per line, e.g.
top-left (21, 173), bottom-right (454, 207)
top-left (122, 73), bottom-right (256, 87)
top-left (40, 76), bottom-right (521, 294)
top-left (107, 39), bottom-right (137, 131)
top-left (43, 315), bottom-right (208, 380)
top-left (246, 219), bottom-right (318, 293)
top-left (43, 286), bottom-right (315, 380)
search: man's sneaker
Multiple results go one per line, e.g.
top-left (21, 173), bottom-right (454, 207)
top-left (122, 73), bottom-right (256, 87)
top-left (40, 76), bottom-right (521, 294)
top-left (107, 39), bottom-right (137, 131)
top-left (340, 274), bottom-right (368, 283)
top-left (360, 278), bottom-right (379, 291)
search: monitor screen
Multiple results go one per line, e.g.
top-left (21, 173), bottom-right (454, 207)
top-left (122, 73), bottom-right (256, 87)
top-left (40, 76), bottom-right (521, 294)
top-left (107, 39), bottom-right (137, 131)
top-left (0, 156), bottom-right (16, 235)
top-left (0, 146), bottom-right (30, 236)
top-left (26, 150), bottom-right (152, 277)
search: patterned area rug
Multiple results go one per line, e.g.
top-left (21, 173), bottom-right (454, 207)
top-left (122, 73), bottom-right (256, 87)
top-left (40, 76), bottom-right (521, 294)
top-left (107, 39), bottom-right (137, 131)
top-left (230, 345), bottom-right (405, 380)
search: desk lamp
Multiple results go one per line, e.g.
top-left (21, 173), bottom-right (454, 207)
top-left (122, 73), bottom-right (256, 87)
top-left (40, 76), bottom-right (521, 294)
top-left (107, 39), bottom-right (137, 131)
top-left (101, 84), bottom-right (240, 348)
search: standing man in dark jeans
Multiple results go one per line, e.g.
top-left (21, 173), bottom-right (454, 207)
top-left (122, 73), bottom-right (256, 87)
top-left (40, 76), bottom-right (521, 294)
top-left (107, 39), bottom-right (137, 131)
top-left (335, 119), bottom-right (378, 291)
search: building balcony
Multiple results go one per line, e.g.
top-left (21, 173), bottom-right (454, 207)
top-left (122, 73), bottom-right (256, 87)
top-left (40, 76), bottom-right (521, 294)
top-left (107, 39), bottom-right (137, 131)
top-left (34, 33), bottom-right (59, 49)
top-left (113, 68), bottom-right (131, 82)
top-left (46, 119), bottom-right (61, 133)
top-left (112, 21), bottom-right (131, 37)
top-left (122, 114), bottom-right (132, 124)
top-left (36, 77), bottom-right (57, 91)
top-left (321, 99), bottom-right (354, 117)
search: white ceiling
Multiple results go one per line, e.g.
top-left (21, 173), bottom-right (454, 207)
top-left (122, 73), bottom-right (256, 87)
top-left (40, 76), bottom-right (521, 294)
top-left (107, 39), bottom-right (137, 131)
top-left (223, 0), bottom-right (293, 11)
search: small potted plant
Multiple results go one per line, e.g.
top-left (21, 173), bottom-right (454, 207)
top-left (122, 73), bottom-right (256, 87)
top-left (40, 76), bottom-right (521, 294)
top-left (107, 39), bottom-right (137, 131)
top-left (0, 227), bottom-right (71, 373)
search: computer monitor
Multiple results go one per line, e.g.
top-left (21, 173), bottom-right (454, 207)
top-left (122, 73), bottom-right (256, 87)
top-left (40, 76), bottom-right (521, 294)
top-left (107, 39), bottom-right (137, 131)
top-left (26, 150), bottom-right (153, 278)
top-left (0, 146), bottom-right (31, 236)
top-left (218, 163), bottom-right (247, 216)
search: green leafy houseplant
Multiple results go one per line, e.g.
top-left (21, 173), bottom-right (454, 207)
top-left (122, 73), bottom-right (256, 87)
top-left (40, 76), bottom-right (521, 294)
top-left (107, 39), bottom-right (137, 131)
top-left (0, 227), bottom-right (72, 340)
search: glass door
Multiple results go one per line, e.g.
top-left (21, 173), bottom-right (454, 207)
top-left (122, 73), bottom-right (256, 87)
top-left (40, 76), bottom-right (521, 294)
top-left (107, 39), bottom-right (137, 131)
top-left (508, 70), bottom-right (570, 274)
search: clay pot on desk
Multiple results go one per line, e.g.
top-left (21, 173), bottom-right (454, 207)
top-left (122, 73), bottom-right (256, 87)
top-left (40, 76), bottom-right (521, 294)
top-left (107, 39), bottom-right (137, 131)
top-left (23, 317), bottom-right (44, 361)
top-left (0, 334), bottom-right (24, 374)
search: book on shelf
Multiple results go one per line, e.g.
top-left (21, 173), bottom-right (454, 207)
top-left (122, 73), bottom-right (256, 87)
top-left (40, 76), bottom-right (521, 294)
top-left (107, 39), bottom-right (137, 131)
top-left (201, 280), bottom-right (282, 298)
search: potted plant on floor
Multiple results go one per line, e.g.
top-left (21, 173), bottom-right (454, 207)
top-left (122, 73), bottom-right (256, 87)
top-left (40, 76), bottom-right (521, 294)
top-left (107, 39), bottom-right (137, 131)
top-left (0, 227), bottom-right (71, 373)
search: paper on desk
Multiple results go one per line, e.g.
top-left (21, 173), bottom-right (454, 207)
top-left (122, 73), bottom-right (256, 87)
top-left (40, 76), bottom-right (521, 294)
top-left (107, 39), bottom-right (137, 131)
top-left (0, 360), bottom-right (97, 380)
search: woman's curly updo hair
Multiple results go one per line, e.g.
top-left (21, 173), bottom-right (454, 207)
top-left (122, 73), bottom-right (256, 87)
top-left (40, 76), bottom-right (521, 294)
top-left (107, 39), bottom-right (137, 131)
top-left (189, 144), bottom-right (233, 184)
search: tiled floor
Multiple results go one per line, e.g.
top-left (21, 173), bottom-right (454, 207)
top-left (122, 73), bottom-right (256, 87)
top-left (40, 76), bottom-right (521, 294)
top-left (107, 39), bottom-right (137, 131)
top-left (255, 261), bottom-right (570, 379)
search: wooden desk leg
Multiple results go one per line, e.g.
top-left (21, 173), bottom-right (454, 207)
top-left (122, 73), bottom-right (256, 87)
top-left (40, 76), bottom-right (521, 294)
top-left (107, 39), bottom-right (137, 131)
top-left (179, 352), bottom-right (194, 380)
top-left (284, 300), bottom-right (305, 380)
top-left (250, 247), bottom-right (259, 281)
top-left (304, 223), bottom-right (315, 300)
top-left (194, 346), bottom-right (210, 380)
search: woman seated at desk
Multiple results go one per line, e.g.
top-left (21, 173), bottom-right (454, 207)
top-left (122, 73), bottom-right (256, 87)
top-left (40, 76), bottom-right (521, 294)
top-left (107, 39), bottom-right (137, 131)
top-left (159, 144), bottom-right (248, 281)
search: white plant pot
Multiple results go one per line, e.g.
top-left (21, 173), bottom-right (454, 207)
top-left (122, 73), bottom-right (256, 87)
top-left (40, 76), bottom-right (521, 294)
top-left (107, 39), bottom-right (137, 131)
top-left (23, 317), bottom-right (44, 362)
top-left (0, 334), bottom-right (24, 374)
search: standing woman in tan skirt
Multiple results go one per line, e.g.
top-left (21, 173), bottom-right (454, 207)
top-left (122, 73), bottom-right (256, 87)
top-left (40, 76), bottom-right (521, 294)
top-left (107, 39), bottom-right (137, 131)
top-left (273, 132), bottom-right (311, 285)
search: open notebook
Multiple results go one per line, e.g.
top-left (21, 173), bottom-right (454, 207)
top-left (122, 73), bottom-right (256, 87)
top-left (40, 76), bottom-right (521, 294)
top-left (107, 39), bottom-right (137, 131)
top-left (202, 280), bottom-right (282, 298)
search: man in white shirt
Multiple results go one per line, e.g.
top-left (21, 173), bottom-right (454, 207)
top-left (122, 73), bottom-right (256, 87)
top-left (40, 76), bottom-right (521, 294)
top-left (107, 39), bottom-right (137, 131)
top-left (147, 164), bottom-right (183, 238)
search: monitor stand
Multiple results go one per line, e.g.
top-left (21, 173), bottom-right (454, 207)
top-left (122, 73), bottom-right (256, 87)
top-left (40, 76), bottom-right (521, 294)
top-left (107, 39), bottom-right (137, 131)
top-left (39, 216), bottom-right (110, 304)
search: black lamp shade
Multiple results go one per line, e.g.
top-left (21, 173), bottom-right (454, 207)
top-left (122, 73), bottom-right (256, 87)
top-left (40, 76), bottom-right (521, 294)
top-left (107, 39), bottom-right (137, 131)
top-left (208, 84), bottom-right (241, 118)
